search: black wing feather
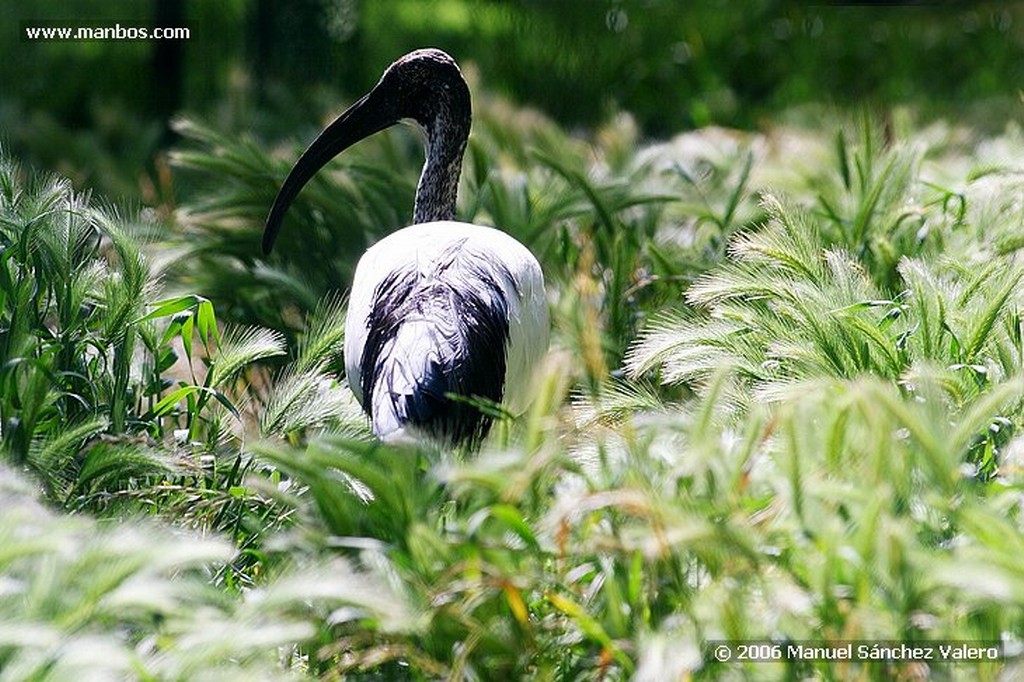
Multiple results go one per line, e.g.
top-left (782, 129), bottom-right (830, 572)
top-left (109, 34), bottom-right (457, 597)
top-left (360, 240), bottom-right (513, 447)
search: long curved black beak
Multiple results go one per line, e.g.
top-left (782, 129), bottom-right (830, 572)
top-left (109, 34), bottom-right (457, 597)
top-left (262, 91), bottom-right (396, 254)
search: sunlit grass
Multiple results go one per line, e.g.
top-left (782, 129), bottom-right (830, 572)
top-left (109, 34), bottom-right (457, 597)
top-left (4, 105), bottom-right (1024, 679)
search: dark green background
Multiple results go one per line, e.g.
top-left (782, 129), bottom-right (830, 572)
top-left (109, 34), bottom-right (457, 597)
top-left (4, 1), bottom-right (1021, 197)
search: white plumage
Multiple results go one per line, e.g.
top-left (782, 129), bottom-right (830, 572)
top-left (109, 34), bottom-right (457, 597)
top-left (346, 221), bottom-right (548, 444)
top-left (263, 49), bottom-right (549, 447)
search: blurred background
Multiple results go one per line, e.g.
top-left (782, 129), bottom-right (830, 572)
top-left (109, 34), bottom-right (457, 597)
top-left (4, 0), bottom-right (1023, 203)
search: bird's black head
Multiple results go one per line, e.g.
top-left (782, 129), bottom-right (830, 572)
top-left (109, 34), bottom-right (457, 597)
top-left (375, 49), bottom-right (471, 135)
top-left (262, 48), bottom-right (472, 254)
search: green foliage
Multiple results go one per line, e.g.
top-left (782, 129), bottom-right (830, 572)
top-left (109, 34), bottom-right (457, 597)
top-left (0, 153), bottom-right (339, 559)
top-left (628, 121), bottom-right (1024, 485)
top-left (0, 463), bottom-right (394, 681)
top-left (8, 83), bottom-right (1024, 681)
top-left (0, 156), bottom-right (165, 486)
top-left (167, 102), bottom-right (759, 388)
top-left (168, 116), bottom-right (416, 335)
top-left (241, 362), bottom-right (1024, 680)
top-left (627, 196), bottom-right (1024, 397)
top-left (6, 1), bottom-right (1022, 158)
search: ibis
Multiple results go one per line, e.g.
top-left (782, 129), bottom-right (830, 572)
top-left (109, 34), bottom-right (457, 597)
top-left (263, 49), bottom-right (549, 448)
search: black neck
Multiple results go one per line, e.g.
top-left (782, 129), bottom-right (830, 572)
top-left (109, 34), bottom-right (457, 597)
top-left (413, 117), bottom-right (468, 223)
top-left (262, 49), bottom-right (472, 251)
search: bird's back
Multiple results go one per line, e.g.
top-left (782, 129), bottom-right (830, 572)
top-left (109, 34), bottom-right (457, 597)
top-left (345, 221), bottom-right (548, 446)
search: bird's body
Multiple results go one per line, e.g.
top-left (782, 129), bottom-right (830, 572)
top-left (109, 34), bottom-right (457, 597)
top-left (263, 49), bottom-right (549, 447)
top-left (346, 221), bottom-right (547, 445)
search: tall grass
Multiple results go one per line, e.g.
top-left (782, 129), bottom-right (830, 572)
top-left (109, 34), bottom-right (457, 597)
top-left (4, 109), bottom-right (1024, 679)
top-left (0, 154), bottom-right (347, 578)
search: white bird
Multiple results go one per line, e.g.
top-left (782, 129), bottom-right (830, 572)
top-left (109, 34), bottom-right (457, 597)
top-left (263, 49), bottom-right (549, 448)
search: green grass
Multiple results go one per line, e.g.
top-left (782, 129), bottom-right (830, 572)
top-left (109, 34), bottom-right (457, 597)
top-left (3, 104), bottom-right (1024, 680)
